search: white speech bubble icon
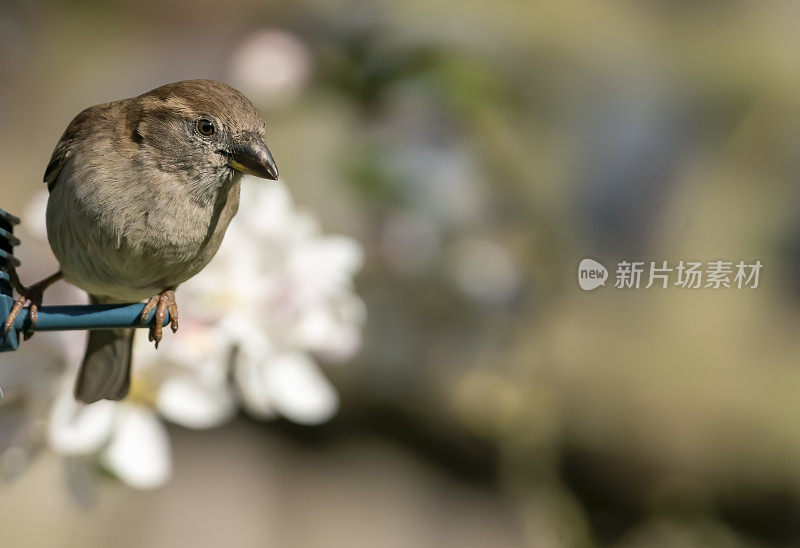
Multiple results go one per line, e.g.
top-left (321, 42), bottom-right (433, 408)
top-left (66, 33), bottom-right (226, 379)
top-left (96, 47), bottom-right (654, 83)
top-left (578, 258), bottom-right (608, 290)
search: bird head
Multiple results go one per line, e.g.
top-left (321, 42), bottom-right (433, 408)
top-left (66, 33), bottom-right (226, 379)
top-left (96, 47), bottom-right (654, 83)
top-left (128, 79), bottom-right (278, 202)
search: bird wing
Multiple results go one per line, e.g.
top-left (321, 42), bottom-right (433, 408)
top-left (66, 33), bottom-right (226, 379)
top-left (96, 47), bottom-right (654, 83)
top-left (43, 103), bottom-right (118, 192)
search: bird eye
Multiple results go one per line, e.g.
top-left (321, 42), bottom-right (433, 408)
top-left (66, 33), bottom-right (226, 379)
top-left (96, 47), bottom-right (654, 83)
top-left (196, 119), bottom-right (215, 136)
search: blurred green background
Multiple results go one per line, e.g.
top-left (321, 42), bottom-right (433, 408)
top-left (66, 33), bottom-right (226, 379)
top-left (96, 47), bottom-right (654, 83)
top-left (3, 0), bottom-right (800, 546)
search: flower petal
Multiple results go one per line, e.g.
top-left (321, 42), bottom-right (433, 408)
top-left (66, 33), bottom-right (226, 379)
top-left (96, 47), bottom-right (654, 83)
top-left (234, 348), bottom-right (277, 420)
top-left (100, 406), bottom-right (172, 489)
top-left (265, 353), bottom-right (339, 425)
top-left (286, 237), bottom-right (364, 306)
top-left (291, 304), bottom-right (363, 362)
top-left (48, 390), bottom-right (116, 455)
top-left (158, 373), bottom-right (236, 429)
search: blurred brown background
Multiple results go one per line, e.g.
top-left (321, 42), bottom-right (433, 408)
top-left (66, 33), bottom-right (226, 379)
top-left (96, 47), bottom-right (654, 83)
top-left (3, 0), bottom-right (800, 546)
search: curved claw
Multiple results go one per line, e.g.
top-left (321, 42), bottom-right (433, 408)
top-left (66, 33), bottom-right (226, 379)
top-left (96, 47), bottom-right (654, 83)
top-left (168, 297), bottom-right (179, 334)
top-left (22, 303), bottom-right (40, 340)
top-left (2, 270), bottom-right (61, 341)
top-left (141, 295), bottom-right (160, 325)
top-left (142, 289), bottom-right (178, 349)
top-left (3, 295), bottom-right (26, 338)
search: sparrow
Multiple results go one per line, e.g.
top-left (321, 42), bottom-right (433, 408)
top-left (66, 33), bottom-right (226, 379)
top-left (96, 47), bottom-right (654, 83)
top-left (3, 79), bottom-right (278, 403)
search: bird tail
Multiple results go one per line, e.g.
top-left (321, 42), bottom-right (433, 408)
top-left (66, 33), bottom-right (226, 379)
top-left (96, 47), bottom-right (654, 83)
top-left (74, 295), bottom-right (134, 403)
top-left (74, 328), bottom-right (133, 403)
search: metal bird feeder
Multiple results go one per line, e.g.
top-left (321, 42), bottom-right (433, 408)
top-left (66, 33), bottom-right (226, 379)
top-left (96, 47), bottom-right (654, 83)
top-left (0, 208), bottom-right (170, 352)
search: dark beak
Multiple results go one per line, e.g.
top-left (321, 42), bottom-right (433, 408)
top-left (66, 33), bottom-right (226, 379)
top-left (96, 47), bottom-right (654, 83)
top-left (226, 135), bottom-right (279, 180)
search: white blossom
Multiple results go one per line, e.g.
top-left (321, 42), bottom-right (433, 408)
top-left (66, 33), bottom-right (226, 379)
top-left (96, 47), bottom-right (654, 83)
top-left (48, 388), bottom-right (171, 490)
top-left (35, 176), bottom-right (365, 490)
top-left (137, 179), bottom-right (365, 425)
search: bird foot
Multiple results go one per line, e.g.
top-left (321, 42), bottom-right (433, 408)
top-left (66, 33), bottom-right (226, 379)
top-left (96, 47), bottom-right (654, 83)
top-left (3, 271), bottom-right (62, 340)
top-left (3, 292), bottom-right (42, 341)
top-left (141, 289), bottom-right (179, 348)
